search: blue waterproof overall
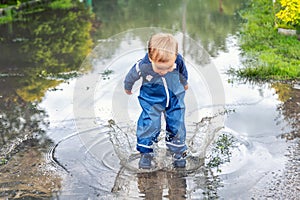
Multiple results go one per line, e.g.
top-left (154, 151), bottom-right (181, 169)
top-left (124, 54), bottom-right (188, 154)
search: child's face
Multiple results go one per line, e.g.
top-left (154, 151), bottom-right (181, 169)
top-left (151, 56), bottom-right (176, 75)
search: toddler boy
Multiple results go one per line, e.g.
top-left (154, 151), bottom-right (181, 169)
top-left (124, 33), bottom-right (188, 169)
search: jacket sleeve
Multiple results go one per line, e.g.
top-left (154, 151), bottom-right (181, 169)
top-left (124, 61), bottom-right (141, 91)
top-left (176, 54), bottom-right (188, 86)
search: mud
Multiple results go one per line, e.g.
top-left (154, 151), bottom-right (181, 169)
top-left (0, 140), bottom-right (61, 199)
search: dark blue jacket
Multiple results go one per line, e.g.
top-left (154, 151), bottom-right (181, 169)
top-left (124, 53), bottom-right (188, 94)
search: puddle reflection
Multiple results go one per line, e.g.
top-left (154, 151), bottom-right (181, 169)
top-left (45, 29), bottom-right (297, 199)
top-left (1, 0), bottom-right (299, 199)
top-left (137, 171), bottom-right (187, 199)
top-left (111, 166), bottom-right (221, 199)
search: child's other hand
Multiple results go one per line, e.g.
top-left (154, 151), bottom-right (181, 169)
top-left (125, 90), bottom-right (132, 95)
top-left (184, 84), bottom-right (189, 90)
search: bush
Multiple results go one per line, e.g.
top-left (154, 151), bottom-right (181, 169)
top-left (276, 0), bottom-right (300, 30)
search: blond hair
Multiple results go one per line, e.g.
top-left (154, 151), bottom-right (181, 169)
top-left (148, 33), bottom-right (178, 63)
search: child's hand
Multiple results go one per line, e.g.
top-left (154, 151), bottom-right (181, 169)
top-left (184, 84), bottom-right (189, 90)
top-left (125, 90), bottom-right (132, 95)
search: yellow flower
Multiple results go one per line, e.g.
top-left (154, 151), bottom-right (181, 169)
top-left (276, 0), bottom-right (300, 27)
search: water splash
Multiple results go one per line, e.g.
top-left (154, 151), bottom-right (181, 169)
top-left (107, 112), bottom-right (224, 172)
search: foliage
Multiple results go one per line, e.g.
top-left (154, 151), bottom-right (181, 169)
top-left (207, 133), bottom-right (236, 172)
top-left (0, 157), bottom-right (8, 165)
top-left (0, 3), bottom-right (93, 102)
top-left (16, 79), bottom-right (62, 102)
top-left (185, 0), bottom-right (245, 57)
top-left (38, 70), bottom-right (81, 80)
top-left (275, 0), bottom-right (300, 29)
top-left (101, 69), bottom-right (113, 80)
top-left (0, 0), bottom-right (30, 7)
top-left (237, 0), bottom-right (300, 80)
top-left (23, 9), bottom-right (93, 74)
top-left (0, 8), bottom-right (13, 24)
top-left (49, 0), bottom-right (74, 9)
top-left (92, 0), bottom-right (244, 57)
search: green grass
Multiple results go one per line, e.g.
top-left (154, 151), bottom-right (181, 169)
top-left (237, 0), bottom-right (300, 81)
top-left (0, 8), bottom-right (14, 24)
top-left (48, 0), bottom-right (74, 9)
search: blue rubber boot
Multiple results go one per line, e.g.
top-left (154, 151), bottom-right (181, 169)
top-left (173, 152), bottom-right (186, 168)
top-left (139, 153), bottom-right (153, 169)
